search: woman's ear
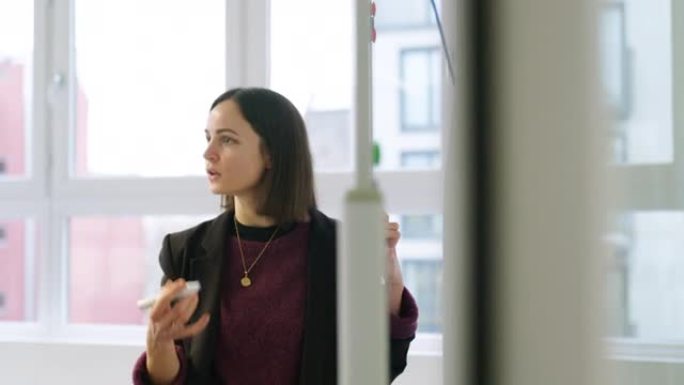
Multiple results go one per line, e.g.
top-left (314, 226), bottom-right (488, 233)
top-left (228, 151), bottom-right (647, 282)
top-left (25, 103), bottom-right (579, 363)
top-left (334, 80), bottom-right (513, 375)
top-left (264, 153), bottom-right (272, 169)
top-left (259, 142), bottom-right (272, 169)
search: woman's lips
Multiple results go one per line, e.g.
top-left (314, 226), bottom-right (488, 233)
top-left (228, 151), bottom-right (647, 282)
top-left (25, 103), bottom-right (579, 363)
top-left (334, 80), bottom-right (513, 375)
top-left (207, 170), bottom-right (221, 182)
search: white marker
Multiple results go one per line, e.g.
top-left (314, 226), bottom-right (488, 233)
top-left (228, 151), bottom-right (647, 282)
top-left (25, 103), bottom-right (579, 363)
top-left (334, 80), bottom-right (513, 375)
top-left (137, 281), bottom-right (201, 310)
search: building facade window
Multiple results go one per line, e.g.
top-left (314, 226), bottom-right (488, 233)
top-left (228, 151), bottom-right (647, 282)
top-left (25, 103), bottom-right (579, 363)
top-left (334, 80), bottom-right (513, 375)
top-left (373, 0), bottom-right (436, 29)
top-left (400, 47), bottom-right (441, 132)
top-left (397, 213), bottom-right (443, 333)
top-left (400, 150), bottom-right (440, 168)
top-left (401, 214), bottom-right (442, 239)
top-left (402, 259), bottom-right (442, 333)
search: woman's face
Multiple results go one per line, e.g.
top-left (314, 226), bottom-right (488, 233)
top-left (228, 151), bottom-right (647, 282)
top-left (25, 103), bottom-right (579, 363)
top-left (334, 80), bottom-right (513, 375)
top-left (203, 99), bottom-right (270, 197)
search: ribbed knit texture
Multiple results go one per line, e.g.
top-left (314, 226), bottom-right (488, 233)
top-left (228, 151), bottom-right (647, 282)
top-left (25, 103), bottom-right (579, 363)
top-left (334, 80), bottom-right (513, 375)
top-left (215, 221), bottom-right (309, 384)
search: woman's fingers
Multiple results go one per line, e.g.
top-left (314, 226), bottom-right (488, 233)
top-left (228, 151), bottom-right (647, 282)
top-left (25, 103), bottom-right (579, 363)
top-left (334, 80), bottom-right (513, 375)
top-left (386, 221), bottom-right (401, 248)
top-left (173, 313), bottom-right (211, 340)
top-left (152, 298), bottom-right (206, 340)
top-left (156, 293), bottom-right (197, 330)
top-left (150, 279), bottom-right (186, 321)
top-left (146, 279), bottom-right (210, 348)
top-left (177, 294), bottom-right (200, 325)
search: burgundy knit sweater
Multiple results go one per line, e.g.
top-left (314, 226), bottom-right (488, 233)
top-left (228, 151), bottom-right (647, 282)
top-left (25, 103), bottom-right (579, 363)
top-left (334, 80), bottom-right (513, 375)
top-left (133, 220), bottom-right (418, 385)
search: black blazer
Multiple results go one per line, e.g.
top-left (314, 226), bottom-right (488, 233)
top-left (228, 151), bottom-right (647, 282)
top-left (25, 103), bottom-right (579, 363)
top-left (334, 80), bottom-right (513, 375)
top-left (156, 209), bottom-right (413, 384)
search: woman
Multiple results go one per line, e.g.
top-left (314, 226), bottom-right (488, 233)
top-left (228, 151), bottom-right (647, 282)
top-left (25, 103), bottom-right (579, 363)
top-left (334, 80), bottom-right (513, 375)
top-left (132, 88), bottom-right (418, 384)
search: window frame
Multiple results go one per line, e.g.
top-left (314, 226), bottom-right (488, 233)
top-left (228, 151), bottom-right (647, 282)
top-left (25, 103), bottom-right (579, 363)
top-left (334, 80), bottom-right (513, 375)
top-left (11, 0), bottom-right (684, 369)
top-left (0, 0), bottom-right (445, 354)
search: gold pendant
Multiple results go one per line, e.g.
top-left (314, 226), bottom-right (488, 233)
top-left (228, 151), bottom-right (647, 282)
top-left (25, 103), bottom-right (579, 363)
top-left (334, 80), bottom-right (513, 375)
top-left (241, 276), bottom-right (252, 287)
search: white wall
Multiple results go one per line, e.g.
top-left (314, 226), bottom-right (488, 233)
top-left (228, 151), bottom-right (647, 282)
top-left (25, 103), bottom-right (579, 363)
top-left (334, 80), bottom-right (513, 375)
top-left (0, 343), bottom-right (141, 385)
top-left (0, 343), bottom-right (441, 385)
top-left (5, 342), bottom-right (684, 385)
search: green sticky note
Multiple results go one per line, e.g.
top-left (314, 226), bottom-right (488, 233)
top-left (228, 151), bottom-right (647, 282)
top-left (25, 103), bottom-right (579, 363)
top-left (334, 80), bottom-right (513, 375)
top-left (373, 141), bottom-right (381, 166)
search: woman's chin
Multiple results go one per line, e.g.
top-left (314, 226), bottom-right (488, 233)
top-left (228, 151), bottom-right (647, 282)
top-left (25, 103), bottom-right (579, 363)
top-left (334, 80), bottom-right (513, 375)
top-left (208, 184), bottom-right (225, 195)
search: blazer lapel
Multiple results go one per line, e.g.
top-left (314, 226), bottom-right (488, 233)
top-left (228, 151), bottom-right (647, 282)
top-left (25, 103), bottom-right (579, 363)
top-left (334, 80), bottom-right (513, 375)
top-left (187, 210), bottom-right (232, 378)
top-left (299, 209), bottom-right (338, 385)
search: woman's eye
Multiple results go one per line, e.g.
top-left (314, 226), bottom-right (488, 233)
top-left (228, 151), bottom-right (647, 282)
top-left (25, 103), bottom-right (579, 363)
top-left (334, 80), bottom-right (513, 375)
top-left (221, 137), bottom-right (234, 144)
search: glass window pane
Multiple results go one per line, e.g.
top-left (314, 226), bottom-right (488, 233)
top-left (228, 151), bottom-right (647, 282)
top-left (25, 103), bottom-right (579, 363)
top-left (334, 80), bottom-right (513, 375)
top-left (402, 50), bottom-right (432, 129)
top-left (603, 0), bottom-right (681, 345)
top-left (430, 49), bottom-right (441, 127)
top-left (401, 259), bottom-right (442, 333)
top-left (600, 1), bottom-right (673, 164)
top-left (68, 215), bottom-right (213, 325)
top-left (399, 48), bottom-right (441, 132)
top-left (374, 0), bottom-right (434, 29)
top-left (0, 219), bottom-right (36, 322)
top-left (400, 150), bottom-right (441, 168)
top-left (73, 0), bottom-right (225, 177)
top-left (401, 214), bottom-right (442, 239)
top-left (0, 1), bottom-right (33, 179)
top-left (270, 0), bottom-right (353, 171)
top-left (271, 0), bottom-right (444, 171)
top-left (373, 8), bottom-right (442, 170)
top-left (393, 213), bottom-right (443, 333)
top-left (607, 212), bottom-right (684, 340)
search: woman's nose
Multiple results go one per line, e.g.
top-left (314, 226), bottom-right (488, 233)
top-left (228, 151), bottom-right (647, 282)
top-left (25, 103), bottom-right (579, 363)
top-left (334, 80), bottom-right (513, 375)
top-left (203, 144), bottom-right (218, 162)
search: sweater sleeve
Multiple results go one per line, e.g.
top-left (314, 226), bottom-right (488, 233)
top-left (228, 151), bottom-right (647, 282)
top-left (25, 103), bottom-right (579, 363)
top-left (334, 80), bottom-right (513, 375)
top-left (132, 344), bottom-right (188, 385)
top-left (390, 287), bottom-right (419, 339)
top-left (389, 287), bottom-right (419, 383)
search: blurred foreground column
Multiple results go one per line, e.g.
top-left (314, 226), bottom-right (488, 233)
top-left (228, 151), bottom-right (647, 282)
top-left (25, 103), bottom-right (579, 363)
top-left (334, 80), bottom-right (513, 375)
top-left (448, 0), bottom-right (607, 384)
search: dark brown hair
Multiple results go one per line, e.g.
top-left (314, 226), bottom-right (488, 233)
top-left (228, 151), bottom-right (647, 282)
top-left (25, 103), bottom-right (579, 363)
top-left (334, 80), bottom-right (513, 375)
top-left (211, 87), bottom-right (317, 224)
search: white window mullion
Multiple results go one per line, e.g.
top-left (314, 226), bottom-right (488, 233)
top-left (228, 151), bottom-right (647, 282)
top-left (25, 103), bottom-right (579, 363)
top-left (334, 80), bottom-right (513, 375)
top-left (672, 0), bottom-right (684, 210)
top-left (41, 204), bottom-right (65, 336)
top-left (613, 164), bottom-right (677, 210)
top-left (44, 0), bottom-right (71, 338)
top-left (315, 170), bottom-right (442, 217)
top-left (376, 170), bottom-right (443, 214)
top-left (245, 0), bottom-right (270, 87)
top-left (53, 191), bottom-right (221, 217)
top-left (225, 0), bottom-right (246, 88)
top-left (48, 0), bottom-right (71, 193)
top-left (609, 338), bottom-right (684, 363)
top-left (52, 177), bottom-right (212, 203)
top-left (226, 0), bottom-right (270, 88)
top-left (32, 0), bottom-right (51, 201)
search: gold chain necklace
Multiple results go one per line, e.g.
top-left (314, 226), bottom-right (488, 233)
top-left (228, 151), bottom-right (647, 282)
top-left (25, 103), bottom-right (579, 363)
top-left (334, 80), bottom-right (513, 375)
top-left (234, 215), bottom-right (279, 288)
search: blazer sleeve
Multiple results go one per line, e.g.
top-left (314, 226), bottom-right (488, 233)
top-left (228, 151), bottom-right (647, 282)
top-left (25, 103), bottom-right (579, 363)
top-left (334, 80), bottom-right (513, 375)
top-left (159, 233), bottom-right (182, 284)
top-left (131, 233), bottom-right (189, 385)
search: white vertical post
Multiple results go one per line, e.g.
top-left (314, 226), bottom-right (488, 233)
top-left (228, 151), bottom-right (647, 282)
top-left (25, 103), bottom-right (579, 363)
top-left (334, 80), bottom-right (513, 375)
top-left (338, 1), bottom-right (388, 385)
top-left (443, 0), bottom-right (470, 383)
top-left (354, 0), bottom-right (373, 191)
top-left (492, 1), bottom-right (604, 384)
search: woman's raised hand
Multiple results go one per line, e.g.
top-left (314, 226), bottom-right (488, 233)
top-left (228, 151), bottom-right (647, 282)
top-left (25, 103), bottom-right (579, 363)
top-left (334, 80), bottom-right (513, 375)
top-left (147, 279), bottom-right (210, 349)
